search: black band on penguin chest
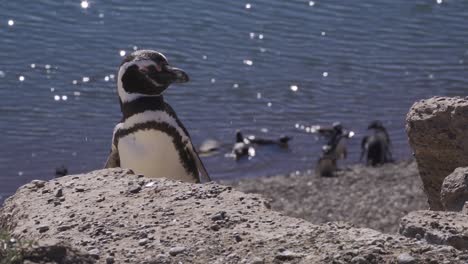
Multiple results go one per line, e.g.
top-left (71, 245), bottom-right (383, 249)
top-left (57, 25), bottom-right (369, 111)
top-left (121, 96), bottom-right (166, 120)
top-left (113, 121), bottom-right (198, 177)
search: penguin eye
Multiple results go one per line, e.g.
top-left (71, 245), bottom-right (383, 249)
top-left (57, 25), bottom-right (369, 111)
top-left (148, 65), bottom-right (162, 72)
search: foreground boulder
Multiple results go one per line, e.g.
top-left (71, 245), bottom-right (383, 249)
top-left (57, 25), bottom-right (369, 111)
top-left (406, 96), bottom-right (468, 210)
top-left (1, 169), bottom-right (468, 263)
top-left (400, 210), bottom-right (468, 250)
top-left (441, 167), bottom-right (468, 211)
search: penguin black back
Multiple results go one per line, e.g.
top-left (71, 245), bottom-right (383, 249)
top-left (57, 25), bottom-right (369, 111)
top-left (360, 120), bottom-right (393, 166)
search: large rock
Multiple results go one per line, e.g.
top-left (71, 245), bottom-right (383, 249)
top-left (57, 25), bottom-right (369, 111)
top-left (406, 96), bottom-right (468, 210)
top-left (1, 169), bottom-right (468, 263)
top-left (441, 167), bottom-right (468, 211)
top-left (400, 210), bottom-right (468, 250)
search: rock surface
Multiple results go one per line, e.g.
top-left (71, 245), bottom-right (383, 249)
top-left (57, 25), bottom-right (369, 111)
top-left (406, 96), bottom-right (468, 210)
top-left (1, 168), bottom-right (468, 263)
top-left (0, 237), bottom-right (94, 264)
top-left (228, 161), bottom-right (427, 233)
top-left (400, 210), bottom-right (468, 250)
top-left (441, 167), bottom-right (468, 211)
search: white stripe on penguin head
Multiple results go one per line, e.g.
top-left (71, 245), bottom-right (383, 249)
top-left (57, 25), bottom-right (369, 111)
top-left (117, 59), bottom-right (163, 103)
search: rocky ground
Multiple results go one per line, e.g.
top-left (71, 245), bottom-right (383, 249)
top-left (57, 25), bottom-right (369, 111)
top-left (1, 168), bottom-right (468, 264)
top-left (228, 160), bottom-right (428, 233)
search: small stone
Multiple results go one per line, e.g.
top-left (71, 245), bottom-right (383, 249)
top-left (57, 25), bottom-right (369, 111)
top-left (37, 225), bottom-right (49, 233)
top-left (250, 257), bottom-right (264, 264)
top-left (138, 238), bottom-right (148, 246)
top-left (397, 253), bottom-right (416, 264)
top-left (75, 187), bottom-right (85, 192)
top-left (210, 224), bottom-right (220, 231)
top-left (169, 246), bottom-right (186, 256)
top-left (31, 180), bottom-right (46, 188)
top-left (106, 256), bottom-right (115, 264)
top-left (57, 225), bottom-right (74, 232)
top-left (275, 250), bottom-right (303, 261)
top-left (234, 233), bottom-right (242, 242)
top-left (55, 188), bottom-right (63, 197)
top-left (211, 211), bottom-right (227, 221)
top-left (128, 186), bottom-right (142, 194)
top-left (351, 256), bottom-right (367, 264)
top-left (89, 248), bottom-right (100, 259)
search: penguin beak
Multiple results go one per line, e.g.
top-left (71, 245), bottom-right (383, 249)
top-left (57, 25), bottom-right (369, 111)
top-left (164, 65), bottom-right (189, 84)
top-left (141, 64), bottom-right (189, 87)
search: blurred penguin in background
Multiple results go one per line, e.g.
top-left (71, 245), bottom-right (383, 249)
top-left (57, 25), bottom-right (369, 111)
top-left (325, 122), bottom-right (349, 160)
top-left (360, 120), bottom-right (393, 166)
top-left (230, 130), bottom-right (255, 160)
top-left (315, 145), bottom-right (338, 177)
top-left (316, 122), bottom-right (353, 177)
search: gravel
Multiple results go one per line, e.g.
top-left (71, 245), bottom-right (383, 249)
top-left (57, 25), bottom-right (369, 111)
top-left (227, 160), bottom-right (427, 233)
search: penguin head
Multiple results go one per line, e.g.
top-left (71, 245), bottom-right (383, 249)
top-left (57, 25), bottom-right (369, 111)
top-left (235, 130), bottom-right (244, 143)
top-left (117, 50), bottom-right (189, 102)
top-left (368, 120), bottom-right (384, 130)
top-left (279, 136), bottom-right (292, 144)
top-left (332, 122), bottom-right (343, 133)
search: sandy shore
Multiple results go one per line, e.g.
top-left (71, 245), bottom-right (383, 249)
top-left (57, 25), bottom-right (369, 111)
top-left (227, 160), bottom-right (427, 233)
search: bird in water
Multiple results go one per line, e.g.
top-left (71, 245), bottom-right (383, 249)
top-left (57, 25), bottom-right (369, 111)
top-left (230, 130), bottom-right (256, 160)
top-left (104, 50), bottom-right (211, 183)
top-left (55, 165), bottom-right (68, 178)
top-left (360, 120), bottom-right (393, 166)
top-left (247, 135), bottom-right (292, 148)
top-left (198, 139), bottom-right (222, 157)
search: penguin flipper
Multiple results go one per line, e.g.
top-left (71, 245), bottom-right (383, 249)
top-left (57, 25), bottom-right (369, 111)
top-left (104, 148), bottom-right (120, 168)
top-left (164, 103), bottom-right (211, 182)
top-left (191, 147), bottom-right (211, 183)
top-left (188, 142), bottom-right (211, 183)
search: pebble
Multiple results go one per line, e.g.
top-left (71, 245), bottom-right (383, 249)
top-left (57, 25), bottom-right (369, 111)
top-left (397, 253), bottom-right (416, 264)
top-left (37, 225), bottom-right (50, 233)
top-left (57, 225), bottom-right (74, 232)
top-left (351, 256), bottom-right (367, 264)
top-left (31, 180), bottom-right (46, 188)
top-left (128, 186), bottom-right (142, 194)
top-left (211, 211), bottom-right (227, 221)
top-left (250, 257), bottom-right (264, 264)
top-left (275, 250), bottom-right (302, 261)
top-left (106, 256), bottom-right (115, 264)
top-left (234, 233), bottom-right (242, 242)
top-left (138, 238), bottom-right (148, 246)
top-left (75, 187), bottom-right (85, 192)
top-left (55, 188), bottom-right (63, 197)
top-left (89, 248), bottom-right (100, 258)
top-left (169, 246), bottom-right (186, 256)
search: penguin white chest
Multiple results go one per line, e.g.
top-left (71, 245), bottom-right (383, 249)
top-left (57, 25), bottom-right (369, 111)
top-left (118, 129), bottom-right (194, 182)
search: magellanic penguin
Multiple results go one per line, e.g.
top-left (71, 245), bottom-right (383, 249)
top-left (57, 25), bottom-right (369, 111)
top-left (247, 135), bottom-right (292, 148)
top-left (360, 120), bottom-right (393, 166)
top-left (229, 130), bottom-right (255, 160)
top-left (315, 122), bottom-right (354, 177)
top-left (104, 50), bottom-right (211, 183)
